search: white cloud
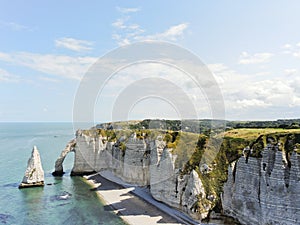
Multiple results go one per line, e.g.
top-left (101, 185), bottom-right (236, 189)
top-left (116, 7), bottom-right (140, 13)
top-left (235, 99), bottom-right (270, 108)
top-left (112, 17), bottom-right (129, 29)
top-left (284, 69), bottom-right (298, 76)
top-left (112, 13), bottom-right (145, 46)
top-left (280, 42), bottom-right (300, 57)
top-left (247, 79), bottom-right (300, 108)
top-left (292, 51), bottom-right (300, 58)
top-left (113, 22), bottom-right (189, 46)
top-left (207, 61), bottom-right (300, 118)
top-left (112, 8), bottom-right (188, 46)
top-left (207, 63), bottom-right (228, 73)
top-left (38, 76), bottom-right (60, 83)
top-left (55, 37), bottom-right (94, 52)
top-left (281, 43), bottom-right (294, 54)
top-left (208, 63), bottom-right (250, 88)
top-left (0, 20), bottom-right (31, 31)
top-left (0, 52), bottom-right (97, 80)
top-left (239, 51), bottom-right (273, 64)
top-left (282, 44), bottom-right (292, 49)
top-left (290, 96), bottom-right (300, 107)
top-left (0, 68), bottom-right (19, 82)
top-left (137, 23), bottom-right (189, 42)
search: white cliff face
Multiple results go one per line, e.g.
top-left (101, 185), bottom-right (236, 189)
top-left (53, 139), bottom-right (76, 176)
top-left (123, 134), bottom-right (149, 185)
top-left (222, 144), bottom-right (300, 225)
top-left (150, 147), bottom-right (179, 205)
top-left (71, 130), bottom-right (99, 175)
top-left (19, 146), bottom-right (44, 188)
top-left (150, 146), bottom-right (208, 220)
top-left (54, 130), bottom-right (206, 220)
top-left (182, 170), bottom-right (207, 219)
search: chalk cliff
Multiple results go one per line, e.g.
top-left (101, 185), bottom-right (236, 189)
top-left (53, 130), bottom-right (206, 220)
top-left (150, 146), bottom-right (208, 219)
top-left (19, 146), bottom-right (44, 188)
top-left (222, 136), bottom-right (300, 225)
top-left (54, 127), bottom-right (300, 224)
top-left (52, 139), bottom-right (76, 176)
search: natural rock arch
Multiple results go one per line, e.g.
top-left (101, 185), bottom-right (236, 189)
top-left (52, 139), bottom-right (76, 176)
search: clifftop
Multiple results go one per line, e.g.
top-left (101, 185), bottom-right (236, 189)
top-left (53, 119), bottom-right (300, 223)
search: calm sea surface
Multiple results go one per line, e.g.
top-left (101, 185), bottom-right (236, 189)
top-left (0, 123), bottom-right (126, 225)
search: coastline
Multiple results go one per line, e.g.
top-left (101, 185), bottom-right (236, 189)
top-left (83, 171), bottom-right (201, 225)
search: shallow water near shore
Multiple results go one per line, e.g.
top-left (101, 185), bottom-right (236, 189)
top-left (0, 123), bottom-right (125, 225)
top-left (0, 122), bottom-right (234, 225)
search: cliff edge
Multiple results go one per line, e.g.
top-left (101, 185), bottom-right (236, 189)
top-left (222, 133), bottom-right (300, 225)
top-left (53, 125), bottom-right (300, 224)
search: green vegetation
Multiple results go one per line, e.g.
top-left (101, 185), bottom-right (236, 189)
top-left (227, 119), bottom-right (300, 129)
top-left (87, 119), bottom-right (300, 214)
top-left (295, 143), bottom-right (300, 154)
top-left (178, 128), bottom-right (300, 211)
top-left (29, 168), bottom-right (36, 179)
top-left (224, 128), bottom-right (300, 141)
top-left (126, 118), bottom-right (300, 133)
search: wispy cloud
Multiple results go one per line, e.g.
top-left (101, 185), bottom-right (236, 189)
top-left (282, 43), bottom-right (292, 49)
top-left (235, 99), bottom-right (270, 109)
top-left (0, 52), bottom-right (97, 80)
top-left (137, 23), bottom-right (189, 42)
top-left (38, 76), bottom-right (60, 83)
top-left (0, 20), bottom-right (31, 31)
top-left (0, 68), bottom-right (19, 82)
top-left (112, 17), bottom-right (128, 29)
top-left (239, 51), bottom-right (273, 64)
top-left (280, 42), bottom-right (300, 57)
top-left (116, 7), bottom-right (140, 14)
top-left (284, 68), bottom-right (298, 76)
top-left (55, 37), bottom-right (94, 52)
top-left (208, 62), bottom-right (300, 116)
top-left (112, 7), bottom-right (189, 46)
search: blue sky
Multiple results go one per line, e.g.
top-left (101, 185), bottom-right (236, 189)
top-left (0, 1), bottom-right (300, 122)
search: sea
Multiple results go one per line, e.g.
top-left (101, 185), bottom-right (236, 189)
top-left (0, 122), bottom-right (235, 225)
top-left (0, 122), bottom-right (126, 225)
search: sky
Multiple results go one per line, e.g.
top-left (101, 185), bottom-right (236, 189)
top-left (0, 1), bottom-right (300, 122)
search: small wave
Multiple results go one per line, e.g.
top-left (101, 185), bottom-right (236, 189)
top-left (2, 183), bottom-right (19, 188)
top-left (0, 213), bottom-right (15, 224)
top-left (50, 191), bottom-right (72, 201)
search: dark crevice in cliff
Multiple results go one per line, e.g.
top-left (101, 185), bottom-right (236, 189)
top-left (265, 144), bottom-right (276, 186)
top-left (284, 164), bottom-right (291, 188)
top-left (232, 162), bottom-right (237, 183)
top-left (257, 160), bottom-right (261, 203)
top-left (175, 176), bottom-right (178, 198)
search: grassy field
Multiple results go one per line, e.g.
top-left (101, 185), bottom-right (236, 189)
top-left (224, 128), bottom-right (300, 141)
top-left (81, 124), bottom-right (300, 215)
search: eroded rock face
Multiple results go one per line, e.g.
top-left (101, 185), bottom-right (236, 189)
top-left (123, 134), bottom-right (149, 185)
top-left (150, 146), bottom-right (207, 220)
top-left (150, 147), bottom-right (179, 205)
top-left (182, 170), bottom-right (207, 219)
top-left (52, 139), bottom-right (76, 176)
top-left (19, 146), bottom-right (44, 188)
top-left (54, 131), bottom-right (207, 220)
top-left (222, 144), bottom-right (300, 225)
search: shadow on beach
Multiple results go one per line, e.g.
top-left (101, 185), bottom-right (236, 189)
top-left (87, 173), bottom-right (186, 225)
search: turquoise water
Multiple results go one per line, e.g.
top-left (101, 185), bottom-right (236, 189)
top-left (0, 123), bottom-right (126, 225)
